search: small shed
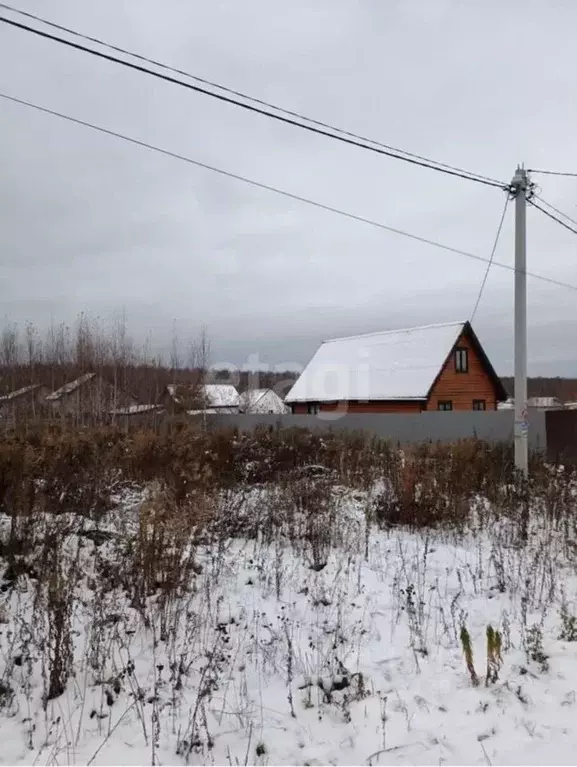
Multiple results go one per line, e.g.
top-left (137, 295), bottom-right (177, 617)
top-left (201, 384), bottom-right (240, 413)
top-left (163, 382), bottom-right (240, 414)
top-left (239, 388), bottom-right (288, 414)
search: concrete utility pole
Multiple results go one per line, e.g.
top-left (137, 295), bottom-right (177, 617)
top-left (512, 166), bottom-right (528, 476)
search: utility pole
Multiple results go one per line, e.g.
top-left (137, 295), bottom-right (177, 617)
top-left (512, 166), bottom-right (528, 476)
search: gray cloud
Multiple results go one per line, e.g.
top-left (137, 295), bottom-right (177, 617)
top-left (1, 0), bottom-right (577, 374)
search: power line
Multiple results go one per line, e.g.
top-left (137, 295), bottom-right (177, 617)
top-left (0, 13), bottom-right (508, 191)
top-left (2, 90), bottom-right (576, 294)
top-left (533, 194), bottom-right (577, 229)
top-left (471, 196), bottom-right (510, 321)
top-left (0, 3), bottom-right (506, 189)
top-left (528, 168), bottom-right (577, 178)
top-left (528, 198), bottom-right (577, 236)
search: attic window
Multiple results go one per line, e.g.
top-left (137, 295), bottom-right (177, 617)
top-left (455, 348), bottom-right (468, 373)
top-left (438, 401), bottom-right (453, 411)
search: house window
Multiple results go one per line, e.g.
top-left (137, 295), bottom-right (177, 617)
top-left (438, 401), bottom-right (453, 411)
top-left (307, 403), bottom-right (320, 415)
top-left (473, 400), bottom-right (486, 411)
top-left (455, 348), bottom-right (469, 373)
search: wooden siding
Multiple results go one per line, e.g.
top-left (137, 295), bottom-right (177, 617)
top-left (291, 400), bottom-right (423, 414)
top-left (426, 331), bottom-right (498, 411)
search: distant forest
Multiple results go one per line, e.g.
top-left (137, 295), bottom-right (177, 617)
top-left (500, 377), bottom-right (577, 402)
top-left (0, 317), bottom-right (299, 403)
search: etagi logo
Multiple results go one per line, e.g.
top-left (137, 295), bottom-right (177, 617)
top-left (205, 352), bottom-right (303, 394)
top-left (205, 345), bottom-right (389, 420)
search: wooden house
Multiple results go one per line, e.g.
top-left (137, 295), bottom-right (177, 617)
top-left (286, 321), bottom-right (506, 414)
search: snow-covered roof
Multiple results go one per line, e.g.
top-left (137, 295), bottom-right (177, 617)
top-left (202, 384), bottom-right (239, 408)
top-left (240, 389), bottom-right (268, 409)
top-left (0, 384), bottom-right (43, 403)
top-left (528, 397), bottom-right (564, 409)
top-left (498, 396), bottom-right (566, 410)
top-left (110, 404), bottom-right (162, 416)
top-left (240, 389), bottom-right (287, 414)
top-left (286, 322), bottom-right (467, 403)
top-left (46, 373), bottom-right (96, 401)
top-left (167, 382), bottom-right (239, 409)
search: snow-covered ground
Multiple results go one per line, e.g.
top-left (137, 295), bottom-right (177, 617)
top-left (1, 487), bottom-right (577, 765)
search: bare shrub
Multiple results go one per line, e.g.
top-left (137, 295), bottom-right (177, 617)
top-left (525, 624), bottom-right (549, 673)
top-left (36, 524), bottom-right (78, 706)
top-left (122, 482), bottom-right (209, 609)
top-left (370, 440), bottom-right (516, 533)
top-left (38, 429), bottom-right (126, 519)
top-left (558, 599), bottom-right (577, 642)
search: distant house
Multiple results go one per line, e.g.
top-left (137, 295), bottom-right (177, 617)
top-left (0, 383), bottom-right (50, 426)
top-left (110, 404), bottom-right (164, 416)
top-left (286, 321), bottom-right (507, 414)
top-left (239, 388), bottom-right (288, 414)
top-left (500, 396), bottom-right (565, 411)
top-left (189, 384), bottom-right (240, 414)
top-left (47, 373), bottom-right (137, 421)
top-left (527, 397), bottom-right (564, 411)
top-left (162, 383), bottom-right (240, 415)
top-left (110, 403), bottom-right (165, 430)
top-left (201, 384), bottom-right (240, 413)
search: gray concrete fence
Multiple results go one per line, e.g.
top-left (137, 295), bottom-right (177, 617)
top-left (192, 410), bottom-right (547, 451)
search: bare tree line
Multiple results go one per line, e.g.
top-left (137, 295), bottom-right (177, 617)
top-left (0, 314), bottom-right (210, 404)
top-left (10, 315), bottom-right (577, 414)
top-left (0, 314), bottom-right (299, 406)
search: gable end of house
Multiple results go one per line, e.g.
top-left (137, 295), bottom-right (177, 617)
top-left (425, 322), bottom-right (507, 410)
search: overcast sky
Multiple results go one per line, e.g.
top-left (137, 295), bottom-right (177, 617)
top-left (1, 0), bottom-right (577, 375)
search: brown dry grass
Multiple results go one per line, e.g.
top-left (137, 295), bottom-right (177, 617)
top-left (1, 424), bottom-right (577, 728)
